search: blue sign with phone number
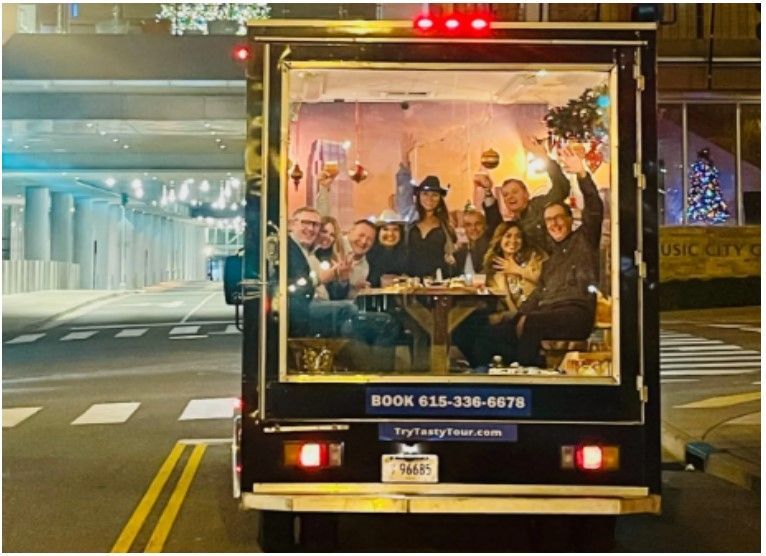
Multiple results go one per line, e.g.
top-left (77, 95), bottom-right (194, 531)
top-left (366, 387), bottom-right (532, 417)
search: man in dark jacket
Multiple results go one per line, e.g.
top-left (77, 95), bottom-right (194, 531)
top-left (471, 148), bottom-right (602, 368)
top-left (453, 186), bottom-right (502, 275)
top-left (513, 147), bottom-right (603, 366)
top-left (494, 135), bottom-right (572, 252)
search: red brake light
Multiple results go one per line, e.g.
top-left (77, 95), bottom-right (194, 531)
top-left (444, 17), bottom-right (461, 30)
top-left (576, 445), bottom-right (603, 470)
top-left (299, 443), bottom-right (326, 468)
top-left (232, 44), bottom-right (252, 62)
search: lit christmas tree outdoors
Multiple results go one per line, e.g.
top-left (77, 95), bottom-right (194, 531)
top-left (686, 148), bottom-right (730, 224)
top-left (157, 3), bottom-right (270, 35)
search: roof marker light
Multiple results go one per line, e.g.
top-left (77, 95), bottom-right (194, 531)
top-left (232, 44), bottom-right (252, 62)
top-left (444, 17), bottom-right (460, 30)
top-left (471, 17), bottom-right (489, 31)
top-left (414, 15), bottom-right (435, 31)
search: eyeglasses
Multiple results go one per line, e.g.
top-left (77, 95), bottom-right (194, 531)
top-left (298, 219), bottom-right (321, 229)
top-left (544, 214), bottom-right (569, 225)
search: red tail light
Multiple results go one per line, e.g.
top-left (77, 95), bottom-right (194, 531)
top-left (561, 444), bottom-right (620, 471)
top-left (284, 441), bottom-right (343, 469)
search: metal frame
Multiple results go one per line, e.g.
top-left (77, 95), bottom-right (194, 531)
top-left (275, 61), bottom-right (624, 385)
top-left (659, 98), bottom-right (759, 227)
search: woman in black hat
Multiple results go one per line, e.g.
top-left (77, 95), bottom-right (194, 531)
top-left (406, 175), bottom-right (458, 279)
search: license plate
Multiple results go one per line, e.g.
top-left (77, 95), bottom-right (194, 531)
top-left (381, 454), bottom-right (438, 483)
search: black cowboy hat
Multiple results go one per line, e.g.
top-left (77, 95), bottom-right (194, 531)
top-left (414, 175), bottom-right (449, 196)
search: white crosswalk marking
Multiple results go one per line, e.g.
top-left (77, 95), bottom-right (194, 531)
top-left (5, 334), bottom-right (46, 345)
top-left (60, 331), bottom-right (98, 342)
top-left (115, 328), bottom-right (149, 338)
top-left (3, 407), bottom-right (42, 428)
top-left (178, 398), bottom-right (238, 421)
top-left (661, 330), bottom-right (761, 378)
top-left (210, 324), bottom-right (239, 335)
top-left (169, 325), bottom-right (201, 336)
top-left (71, 402), bottom-right (140, 425)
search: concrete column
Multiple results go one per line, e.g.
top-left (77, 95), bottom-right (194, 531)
top-left (10, 205), bottom-right (25, 260)
top-left (24, 186), bottom-right (51, 261)
top-left (122, 207), bottom-right (135, 289)
top-left (107, 204), bottom-right (121, 289)
top-left (127, 210), bottom-right (143, 289)
top-left (51, 192), bottom-right (74, 263)
top-left (74, 198), bottom-right (95, 288)
top-left (92, 201), bottom-right (110, 289)
top-left (161, 217), bottom-right (171, 282)
top-left (151, 215), bottom-right (163, 284)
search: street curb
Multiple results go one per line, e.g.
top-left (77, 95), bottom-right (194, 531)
top-left (17, 291), bottom-right (134, 334)
top-left (661, 420), bottom-right (761, 493)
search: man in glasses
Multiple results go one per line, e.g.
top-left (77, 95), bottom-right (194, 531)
top-left (287, 206), bottom-right (355, 337)
top-left (511, 147), bottom-right (604, 366)
top-left (474, 148), bottom-right (603, 368)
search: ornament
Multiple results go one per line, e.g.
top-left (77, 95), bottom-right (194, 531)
top-left (585, 140), bottom-right (604, 173)
top-left (300, 345), bottom-right (334, 373)
top-left (348, 161), bottom-right (368, 183)
top-left (290, 163), bottom-right (303, 190)
top-left (480, 148), bottom-right (500, 169)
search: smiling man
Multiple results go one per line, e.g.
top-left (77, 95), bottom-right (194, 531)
top-left (512, 147), bottom-right (604, 366)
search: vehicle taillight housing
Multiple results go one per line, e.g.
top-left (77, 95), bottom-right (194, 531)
top-left (283, 441), bottom-right (343, 469)
top-left (561, 444), bottom-right (620, 471)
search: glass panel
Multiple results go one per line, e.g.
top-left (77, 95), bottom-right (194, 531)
top-left (741, 104), bottom-right (761, 225)
top-left (283, 67), bottom-right (617, 381)
top-left (657, 105), bottom-right (684, 225)
top-left (685, 104), bottom-right (737, 225)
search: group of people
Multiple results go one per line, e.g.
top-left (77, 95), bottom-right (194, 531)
top-left (286, 133), bottom-right (605, 371)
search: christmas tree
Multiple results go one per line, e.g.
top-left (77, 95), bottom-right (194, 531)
top-left (544, 83), bottom-right (609, 142)
top-left (686, 148), bottom-right (730, 224)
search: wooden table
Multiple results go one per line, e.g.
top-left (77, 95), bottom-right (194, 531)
top-left (357, 286), bottom-right (501, 374)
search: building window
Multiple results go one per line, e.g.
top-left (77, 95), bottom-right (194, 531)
top-left (658, 101), bottom-right (759, 227)
top-left (741, 104), bottom-right (761, 224)
top-left (658, 105), bottom-right (684, 225)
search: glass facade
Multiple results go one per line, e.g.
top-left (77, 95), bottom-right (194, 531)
top-left (658, 101), bottom-right (761, 226)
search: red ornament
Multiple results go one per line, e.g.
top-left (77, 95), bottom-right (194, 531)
top-left (290, 164), bottom-right (304, 190)
top-left (585, 140), bottom-right (604, 173)
top-left (348, 161), bottom-right (368, 183)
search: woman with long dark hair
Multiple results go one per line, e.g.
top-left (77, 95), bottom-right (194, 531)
top-left (454, 221), bottom-right (544, 368)
top-left (483, 221), bottom-right (544, 315)
top-left (367, 209), bottom-right (407, 287)
top-left (405, 175), bottom-right (458, 279)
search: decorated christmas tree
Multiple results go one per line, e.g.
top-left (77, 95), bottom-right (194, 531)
top-left (544, 83), bottom-right (609, 142)
top-left (685, 148), bottom-right (730, 224)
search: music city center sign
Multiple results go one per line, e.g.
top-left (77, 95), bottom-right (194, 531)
top-left (660, 226), bottom-right (761, 281)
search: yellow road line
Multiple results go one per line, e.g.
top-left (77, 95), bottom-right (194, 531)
top-left (111, 442), bottom-right (186, 553)
top-left (144, 443), bottom-right (208, 553)
top-left (674, 391), bottom-right (761, 409)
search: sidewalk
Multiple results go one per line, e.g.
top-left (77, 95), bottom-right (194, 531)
top-left (660, 306), bottom-right (761, 492)
top-left (1, 289), bottom-right (133, 335)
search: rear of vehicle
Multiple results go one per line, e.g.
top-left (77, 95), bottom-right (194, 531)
top-left (232, 17), bottom-right (660, 551)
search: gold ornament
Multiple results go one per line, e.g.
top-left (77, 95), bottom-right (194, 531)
top-left (290, 163), bottom-right (304, 190)
top-left (480, 148), bottom-right (500, 170)
top-left (300, 345), bottom-right (334, 373)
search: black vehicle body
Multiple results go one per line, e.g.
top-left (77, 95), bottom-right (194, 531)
top-left (230, 18), bottom-right (660, 547)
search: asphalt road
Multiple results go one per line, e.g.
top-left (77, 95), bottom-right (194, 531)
top-left (2, 283), bottom-right (760, 552)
